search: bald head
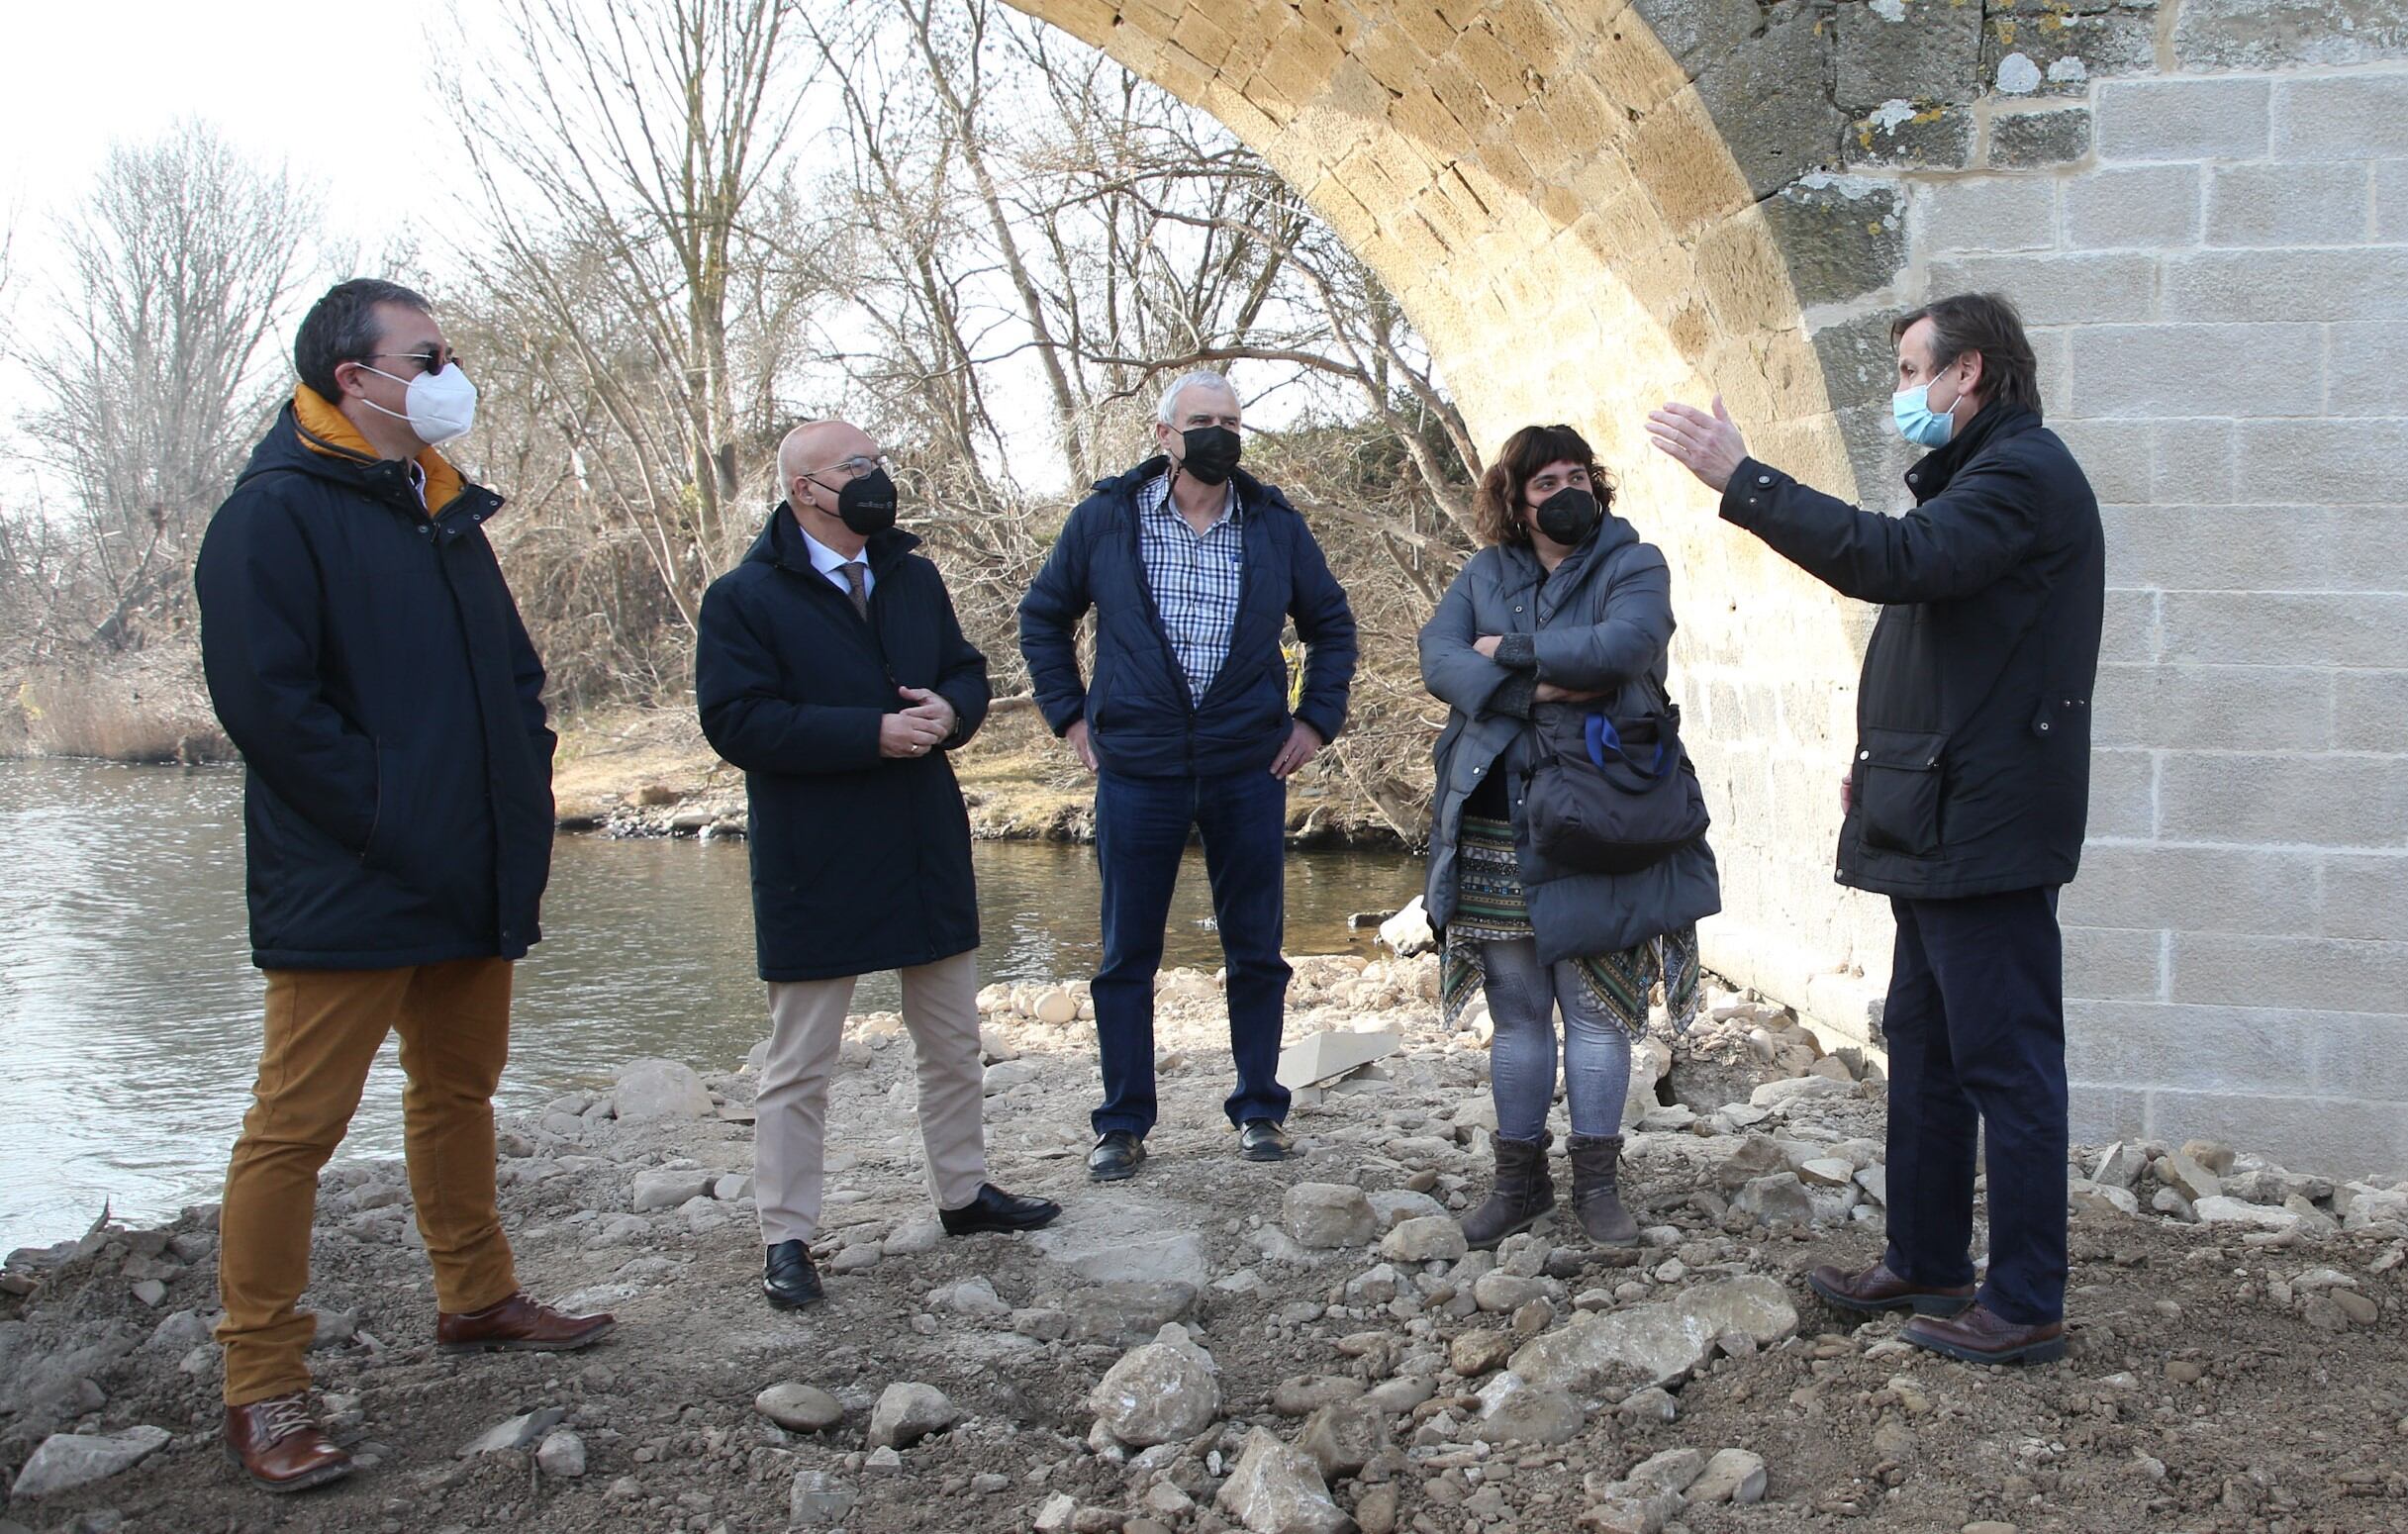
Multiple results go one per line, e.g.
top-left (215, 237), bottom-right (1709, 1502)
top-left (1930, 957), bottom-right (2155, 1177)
top-left (778, 419), bottom-right (886, 551)
top-left (778, 420), bottom-right (878, 498)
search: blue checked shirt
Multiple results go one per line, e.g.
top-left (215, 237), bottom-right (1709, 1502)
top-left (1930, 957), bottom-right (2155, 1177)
top-left (1137, 473), bottom-right (1244, 702)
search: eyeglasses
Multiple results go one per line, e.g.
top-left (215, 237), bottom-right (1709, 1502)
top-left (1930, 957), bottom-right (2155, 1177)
top-left (800, 454), bottom-right (895, 483)
top-left (359, 348), bottom-right (463, 377)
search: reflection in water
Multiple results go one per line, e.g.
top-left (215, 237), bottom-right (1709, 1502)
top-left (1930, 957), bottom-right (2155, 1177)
top-left (0, 760), bottom-right (1420, 1248)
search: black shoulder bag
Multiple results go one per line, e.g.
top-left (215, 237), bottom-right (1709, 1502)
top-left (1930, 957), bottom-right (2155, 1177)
top-left (1519, 672), bottom-right (1710, 876)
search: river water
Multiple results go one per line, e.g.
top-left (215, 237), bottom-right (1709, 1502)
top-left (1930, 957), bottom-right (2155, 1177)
top-left (0, 760), bottom-right (1423, 1250)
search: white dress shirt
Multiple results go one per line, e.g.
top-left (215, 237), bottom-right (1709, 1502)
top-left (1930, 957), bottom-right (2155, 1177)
top-left (797, 525), bottom-right (874, 599)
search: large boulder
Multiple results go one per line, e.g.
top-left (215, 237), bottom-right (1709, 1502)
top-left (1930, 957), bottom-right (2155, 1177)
top-left (1749, 1075), bottom-right (1851, 1111)
top-left (1090, 1336), bottom-right (1220, 1447)
top-left (1214, 1427), bottom-right (1352, 1534)
top-left (630, 1168), bottom-right (714, 1211)
top-left (1380, 1215), bottom-right (1468, 1264)
top-left (1297, 1398), bottom-right (1392, 1480)
top-left (1508, 1277), bottom-right (1798, 1393)
top-left (1377, 898), bottom-right (1435, 957)
top-left (1474, 1373), bottom-right (1585, 1446)
top-left (613, 1058), bottom-right (713, 1120)
top-left (9, 1426), bottom-right (170, 1497)
top-left (866, 1383), bottom-right (955, 1450)
top-left (1284, 1184), bottom-right (1378, 1249)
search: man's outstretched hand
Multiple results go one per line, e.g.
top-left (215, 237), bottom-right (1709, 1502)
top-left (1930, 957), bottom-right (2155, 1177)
top-left (1646, 395), bottom-right (1748, 494)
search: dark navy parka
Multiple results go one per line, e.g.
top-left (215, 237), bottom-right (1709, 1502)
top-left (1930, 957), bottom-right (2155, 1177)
top-left (1722, 402), bottom-right (2105, 900)
top-left (696, 509), bottom-right (990, 983)
top-left (193, 403), bottom-right (555, 970)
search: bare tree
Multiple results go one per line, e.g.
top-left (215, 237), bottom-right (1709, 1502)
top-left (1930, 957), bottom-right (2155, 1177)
top-left (442, 0), bottom-right (824, 627)
top-left (13, 123), bottom-right (317, 651)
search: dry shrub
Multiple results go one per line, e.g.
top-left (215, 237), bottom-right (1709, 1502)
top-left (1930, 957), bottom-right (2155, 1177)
top-left (18, 654), bottom-right (229, 763)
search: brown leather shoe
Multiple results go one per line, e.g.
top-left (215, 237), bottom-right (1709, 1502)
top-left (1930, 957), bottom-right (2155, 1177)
top-left (1903, 1302), bottom-right (2067, 1365)
top-left (1806, 1260), bottom-right (1976, 1317)
top-left (435, 1292), bottom-right (616, 1354)
top-left (224, 1392), bottom-right (353, 1494)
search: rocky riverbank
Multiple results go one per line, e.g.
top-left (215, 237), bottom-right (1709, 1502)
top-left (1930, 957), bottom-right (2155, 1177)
top-left (5, 957), bottom-right (2406, 1534)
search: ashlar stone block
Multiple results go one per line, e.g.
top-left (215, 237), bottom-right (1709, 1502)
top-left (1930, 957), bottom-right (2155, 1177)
top-left (2064, 164), bottom-right (2202, 248)
top-left (2178, 0), bottom-right (2408, 72)
top-left (1836, 0), bottom-right (1983, 111)
top-left (1846, 101), bottom-right (1977, 170)
top-left (1917, 175), bottom-right (2057, 253)
top-left (2098, 77), bottom-right (2271, 162)
top-left (1983, 6), bottom-right (2160, 94)
top-left (2272, 74), bottom-right (2408, 159)
top-left (2208, 162), bottom-right (2371, 246)
top-left (1693, 4), bottom-right (1847, 198)
top-left (1762, 175), bottom-right (1908, 307)
top-left (1988, 105), bottom-right (2092, 169)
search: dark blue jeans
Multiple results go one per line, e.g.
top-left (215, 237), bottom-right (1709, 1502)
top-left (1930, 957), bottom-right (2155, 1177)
top-left (1881, 887), bottom-right (2070, 1326)
top-left (1091, 768), bottom-right (1291, 1138)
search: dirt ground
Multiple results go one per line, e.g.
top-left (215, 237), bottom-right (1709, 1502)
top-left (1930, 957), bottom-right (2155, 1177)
top-left (4, 961), bottom-right (2404, 1534)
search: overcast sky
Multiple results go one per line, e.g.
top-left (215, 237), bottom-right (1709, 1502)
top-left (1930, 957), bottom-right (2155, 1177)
top-left (3, 1), bottom-right (451, 257)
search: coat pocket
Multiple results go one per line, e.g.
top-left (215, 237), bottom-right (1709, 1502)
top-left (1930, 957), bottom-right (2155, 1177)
top-left (1854, 727), bottom-right (1948, 857)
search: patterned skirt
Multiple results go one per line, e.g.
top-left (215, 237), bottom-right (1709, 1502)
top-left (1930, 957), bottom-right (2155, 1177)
top-left (1440, 813), bottom-right (1700, 1037)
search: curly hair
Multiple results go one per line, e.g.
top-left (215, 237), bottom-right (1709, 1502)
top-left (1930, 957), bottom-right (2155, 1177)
top-left (1472, 423), bottom-right (1616, 547)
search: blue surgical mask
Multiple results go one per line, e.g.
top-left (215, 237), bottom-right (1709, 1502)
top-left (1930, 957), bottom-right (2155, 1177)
top-left (1891, 366), bottom-right (1965, 448)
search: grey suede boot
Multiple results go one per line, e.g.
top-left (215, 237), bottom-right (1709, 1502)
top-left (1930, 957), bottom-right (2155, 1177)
top-left (1460, 1133), bottom-right (1555, 1250)
top-left (1566, 1133), bottom-right (1640, 1246)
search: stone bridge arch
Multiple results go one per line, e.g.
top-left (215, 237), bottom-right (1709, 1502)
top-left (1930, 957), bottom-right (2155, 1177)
top-left (1007, 0), bottom-right (2408, 1179)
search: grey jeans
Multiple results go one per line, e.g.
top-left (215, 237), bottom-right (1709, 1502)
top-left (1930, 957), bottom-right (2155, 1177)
top-left (1482, 938), bottom-right (1633, 1141)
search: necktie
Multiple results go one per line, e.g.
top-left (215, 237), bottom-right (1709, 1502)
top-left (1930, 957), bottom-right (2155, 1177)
top-left (840, 560), bottom-right (869, 622)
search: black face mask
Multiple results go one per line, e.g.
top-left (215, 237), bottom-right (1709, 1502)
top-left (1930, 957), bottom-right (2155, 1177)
top-left (1532, 485), bottom-right (1601, 546)
top-left (826, 467), bottom-right (897, 535)
top-left (1176, 426), bottom-right (1242, 487)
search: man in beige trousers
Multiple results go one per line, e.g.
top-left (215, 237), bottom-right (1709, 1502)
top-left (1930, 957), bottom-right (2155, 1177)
top-left (696, 421), bottom-right (1061, 1309)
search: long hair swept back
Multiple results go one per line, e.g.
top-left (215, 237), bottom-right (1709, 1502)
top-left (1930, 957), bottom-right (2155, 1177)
top-left (1473, 424), bottom-right (1616, 547)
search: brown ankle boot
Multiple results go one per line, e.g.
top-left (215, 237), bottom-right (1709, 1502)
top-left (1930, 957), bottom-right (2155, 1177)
top-left (1460, 1132), bottom-right (1555, 1249)
top-left (225, 1391), bottom-right (352, 1494)
top-left (1566, 1133), bottom-right (1639, 1246)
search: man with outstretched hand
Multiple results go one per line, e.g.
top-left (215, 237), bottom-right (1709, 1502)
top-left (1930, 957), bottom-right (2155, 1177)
top-left (1648, 292), bottom-right (2103, 1366)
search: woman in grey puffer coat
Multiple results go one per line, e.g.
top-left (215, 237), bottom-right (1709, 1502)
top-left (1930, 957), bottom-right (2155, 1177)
top-left (1419, 424), bottom-right (1720, 1248)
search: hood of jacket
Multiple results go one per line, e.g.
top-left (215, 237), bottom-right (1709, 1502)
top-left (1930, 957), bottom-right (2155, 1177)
top-left (261, 384), bottom-right (474, 514)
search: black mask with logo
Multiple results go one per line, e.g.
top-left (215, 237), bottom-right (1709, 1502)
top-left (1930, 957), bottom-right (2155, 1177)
top-left (828, 467), bottom-right (898, 535)
top-left (1176, 426), bottom-right (1242, 487)
top-left (1532, 485), bottom-right (1602, 546)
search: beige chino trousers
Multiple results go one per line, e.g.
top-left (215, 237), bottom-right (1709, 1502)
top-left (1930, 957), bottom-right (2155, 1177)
top-left (756, 949), bottom-right (988, 1245)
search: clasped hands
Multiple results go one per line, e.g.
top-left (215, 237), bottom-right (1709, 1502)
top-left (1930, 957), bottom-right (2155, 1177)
top-left (878, 686), bottom-right (956, 758)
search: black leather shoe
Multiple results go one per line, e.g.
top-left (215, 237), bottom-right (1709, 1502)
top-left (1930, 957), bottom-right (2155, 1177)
top-left (1088, 1131), bottom-right (1145, 1182)
top-left (940, 1183), bottom-right (1063, 1236)
top-left (1237, 1118), bottom-right (1293, 1162)
top-left (763, 1240), bottom-right (823, 1310)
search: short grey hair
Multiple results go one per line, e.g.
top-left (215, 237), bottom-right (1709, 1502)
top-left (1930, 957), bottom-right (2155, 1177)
top-left (1155, 369), bottom-right (1239, 427)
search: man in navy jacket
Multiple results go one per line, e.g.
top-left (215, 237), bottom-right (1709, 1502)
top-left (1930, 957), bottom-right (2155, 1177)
top-left (194, 279), bottom-right (612, 1495)
top-left (699, 420), bottom-right (1060, 1313)
top-left (1018, 371), bottom-right (1358, 1181)
top-left (1650, 293), bottom-right (2103, 1367)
